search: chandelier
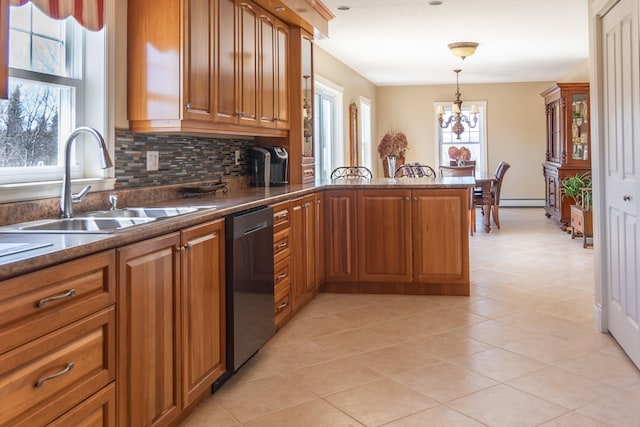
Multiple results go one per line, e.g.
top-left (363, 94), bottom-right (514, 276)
top-left (437, 69), bottom-right (478, 140)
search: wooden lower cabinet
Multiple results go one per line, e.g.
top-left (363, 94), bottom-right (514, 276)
top-left (180, 220), bottom-right (226, 407)
top-left (117, 233), bottom-right (182, 427)
top-left (290, 194), bottom-right (317, 310)
top-left (357, 189), bottom-right (413, 282)
top-left (0, 251), bottom-right (116, 427)
top-left (412, 189), bottom-right (469, 288)
top-left (117, 220), bottom-right (226, 427)
top-left (325, 190), bottom-right (358, 282)
top-left (48, 383), bottom-right (116, 427)
top-left (324, 188), bottom-right (470, 295)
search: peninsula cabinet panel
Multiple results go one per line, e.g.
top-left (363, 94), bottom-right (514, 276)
top-left (412, 189), bottom-right (469, 286)
top-left (357, 189), bottom-right (413, 282)
top-left (324, 190), bottom-right (358, 282)
top-left (315, 193), bottom-right (325, 286)
top-left (117, 233), bottom-right (182, 427)
top-left (180, 220), bottom-right (226, 408)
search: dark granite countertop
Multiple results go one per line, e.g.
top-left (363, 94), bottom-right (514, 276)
top-left (0, 177), bottom-right (473, 280)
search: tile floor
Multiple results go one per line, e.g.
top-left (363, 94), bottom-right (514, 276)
top-left (181, 208), bottom-right (640, 427)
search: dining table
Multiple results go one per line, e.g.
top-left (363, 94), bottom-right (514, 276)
top-left (475, 171), bottom-right (497, 233)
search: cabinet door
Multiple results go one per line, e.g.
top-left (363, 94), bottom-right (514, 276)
top-left (213, 0), bottom-right (238, 124)
top-left (357, 190), bottom-right (412, 282)
top-left (290, 198), bottom-right (305, 309)
top-left (325, 190), bottom-right (358, 282)
top-left (258, 12), bottom-right (277, 127)
top-left (412, 189), bottom-right (469, 286)
top-left (303, 194), bottom-right (317, 294)
top-left (237, 1), bottom-right (259, 126)
top-left (184, 0), bottom-right (213, 121)
top-left (315, 193), bottom-right (325, 286)
top-left (118, 233), bottom-right (181, 427)
top-left (275, 21), bottom-right (289, 129)
top-left (180, 220), bottom-right (225, 408)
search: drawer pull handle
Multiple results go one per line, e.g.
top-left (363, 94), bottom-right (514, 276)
top-left (275, 242), bottom-right (288, 250)
top-left (277, 273), bottom-right (288, 281)
top-left (35, 362), bottom-right (74, 388)
top-left (276, 301), bottom-right (288, 312)
top-left (275, 212), bottom-right (288, 220)
top-left (37, 289), bottom-right (76, 308)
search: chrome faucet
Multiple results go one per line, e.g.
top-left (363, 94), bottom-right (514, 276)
top-left (60, 127), bottom-right (113, 218)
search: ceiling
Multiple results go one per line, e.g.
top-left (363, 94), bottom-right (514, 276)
top-left (313, 0), bottom-right (590, 86)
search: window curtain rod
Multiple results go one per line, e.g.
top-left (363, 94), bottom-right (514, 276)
top-left (9, 0), bottom-right (104, 31)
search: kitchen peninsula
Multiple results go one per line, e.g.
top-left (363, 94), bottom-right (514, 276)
top-left (0, 177), bottom-right (472, 427)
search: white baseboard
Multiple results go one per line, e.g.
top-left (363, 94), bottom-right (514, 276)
top-left (499, 199), bottom-right (545, 208)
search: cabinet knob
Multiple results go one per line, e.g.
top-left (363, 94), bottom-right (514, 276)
top-left (237, 111), bottom-right (245, 117)
top-left (185, 103), bottom-right (192, 109)
top-left (405, 197), bottom-right (410, 201)
top-left (413, 197), bottom-right (418, 201)
top-left (624, 194), bottom-right (631, 201)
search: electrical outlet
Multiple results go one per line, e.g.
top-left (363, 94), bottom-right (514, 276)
top-left (147, 151), bottom-right (159, 171)
top-left (235, 149), bottom-right (241, 165)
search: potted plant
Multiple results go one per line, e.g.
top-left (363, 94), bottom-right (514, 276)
top-left (561, 171), bottom-right (592, 209)
top-left (378, 130), bottom-right (408, 177)
top-left (561, 171), bottom-right (593, 247)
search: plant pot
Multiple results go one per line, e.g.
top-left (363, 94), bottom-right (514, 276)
top-left (382, 156), bottom-right (404, 178)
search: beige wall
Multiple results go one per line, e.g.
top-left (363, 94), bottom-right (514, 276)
top-left (314, 46), bottom-right (378, 169)
top-left (376, 82), bottom-right (554, 202)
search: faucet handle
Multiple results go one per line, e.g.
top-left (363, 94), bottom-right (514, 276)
top-left (72, 185), bottom-right (91, 203)
top-left (108, 194), bottom-right (118, 210)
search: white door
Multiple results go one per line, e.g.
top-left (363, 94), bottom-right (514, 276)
top-left (600, 0), bottom-right (640, 367)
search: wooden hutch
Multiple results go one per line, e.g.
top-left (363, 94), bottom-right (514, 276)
top-left (541, 83), bottom-right (591, 228)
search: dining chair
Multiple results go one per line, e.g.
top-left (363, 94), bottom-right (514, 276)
top-left (474, 161), bottom-right (511, 229)
top-left (439, 165), bottom-right (476, 177)
top-left (449, 160), bottom-right (476, 167)
top-left (330, 166), bottom-right (373, 180)
top-left (439, 164), bottom-right (476, 235)
top-left (395, 163), bottom-right (436, 178)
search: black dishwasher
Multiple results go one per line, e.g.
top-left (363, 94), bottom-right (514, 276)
top-left (225, 206), bottom-right (275, 372)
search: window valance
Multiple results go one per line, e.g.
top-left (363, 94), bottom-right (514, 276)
top-left (9, 0), bottom-right (104, 31)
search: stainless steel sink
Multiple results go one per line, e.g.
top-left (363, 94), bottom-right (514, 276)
top-left (87, 207), bottom-right (202, 219)
top-left (3, 217), bottom-right (156, 234)
top-left (0, 206), bottom-right (216, 234)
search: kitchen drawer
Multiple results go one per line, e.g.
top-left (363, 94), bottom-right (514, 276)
top-left (274, 292), bottom-right (291, 328)
top-left (272, 201), bottom-right (291, 234)
top-left (0, 307), bottom-right (116, 427)
top-left (274, 257), bottom-right (291, 300)
top-left (273, 227), bottom-right (290, 265)
top-left (47, 383), bottom-right (116, 427)
top-left (0, 250), bottom-right (116, 355)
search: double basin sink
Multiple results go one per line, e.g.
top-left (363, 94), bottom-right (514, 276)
top-left (0, 207), bottom-right (215, 234)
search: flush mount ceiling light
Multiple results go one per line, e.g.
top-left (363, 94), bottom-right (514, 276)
top-left (447, 42), bottom-right (479, 60)
top-left (337, 6), bottom-right (351, 11)
top-left (428, 1), bottom-right (443, 5)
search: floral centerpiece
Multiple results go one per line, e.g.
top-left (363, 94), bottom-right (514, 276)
top-left (448, 146), bottom-right (472, 163)
top-left (378, 130), bottom-right (408, 159)
top-left (378, 130), bottom-right (408, 178)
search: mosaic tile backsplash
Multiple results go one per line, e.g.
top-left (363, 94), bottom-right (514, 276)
top-left (114, 129), bottom-right (254, 188)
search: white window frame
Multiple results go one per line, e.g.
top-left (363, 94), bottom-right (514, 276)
top-left (359, 96), bottom-right (372, 171)
top-left (0, 2), bottom-right (115, 203)
top-left (314, 75), bottom-right (343, 179)
top-left (434, 100), bottom-right (488, 172)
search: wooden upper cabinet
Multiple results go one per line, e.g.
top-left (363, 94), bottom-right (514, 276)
top-left (184, 0), bottom-right (213, 121)
top-left (237, 1), bottom-right (259, 126)
top-left (275, 21), bottom-right (289, 129)
top-left (128, 0), bottom-right (288, 136)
